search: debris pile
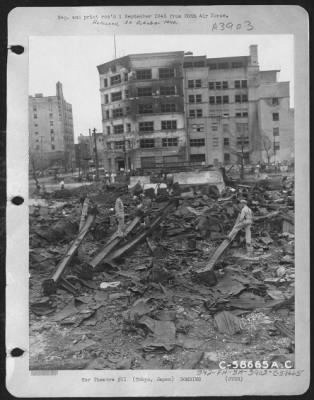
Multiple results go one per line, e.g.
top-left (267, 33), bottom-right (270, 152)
top-left (29, 175), bottom-right (295, 370)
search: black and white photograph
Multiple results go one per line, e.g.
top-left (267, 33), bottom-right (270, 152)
top-left (6, 5), bottom-right (309, 397)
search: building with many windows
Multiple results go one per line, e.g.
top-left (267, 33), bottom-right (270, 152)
top-left (29, 82), bottom-right (75, 171)
top-left (97, 46), bottom-right (294, 171)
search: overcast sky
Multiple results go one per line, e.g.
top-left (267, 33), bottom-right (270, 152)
top-left (29, 35), bottom-right (294, 142)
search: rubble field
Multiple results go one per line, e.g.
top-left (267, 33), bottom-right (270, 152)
top-left (29, 176), bottom-right (295, 370)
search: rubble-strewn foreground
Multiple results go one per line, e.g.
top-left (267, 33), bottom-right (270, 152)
top-left (29, 176), bottom-right (295, 370)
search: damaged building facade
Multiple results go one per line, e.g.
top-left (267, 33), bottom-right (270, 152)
top-left (98, 46), bottom-right (294, 172)
top-left (29, 82), bottom-right (75, 171)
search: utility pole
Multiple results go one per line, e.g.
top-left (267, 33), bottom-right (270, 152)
top-left (92, 128), bottom-right (100, 181)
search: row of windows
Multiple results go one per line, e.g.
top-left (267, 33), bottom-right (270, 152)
top-left (208, 80), bottom-right (247, 90)
top-left (138, 137), bottom-right (179, 148)
top-left (107, 120), bottom-right (178, 134)
top-left (104, 68), bottom-right (176, 88)
top-left (106, 86), bottom-right (177, 103)
top-left (35, 144), bottom-right (56, 150)
top-left (184, 60), bottom-right (246, 70)
top-left (105, 103), bottom-right (178, 119)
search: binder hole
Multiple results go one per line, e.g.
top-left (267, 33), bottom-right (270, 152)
top-left (9, 45), bottom-right (24, 55)
top-left (10, 348), bottom-right (25, 357)
top-left (12, 196), bottom-right (24, 205)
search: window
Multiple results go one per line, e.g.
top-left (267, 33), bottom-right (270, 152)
top-left (125, 90), bottom-right (129, 99)
top-left (211, 124), bottom-right (218, 131)
top-left (160, 86), bottom-right (175, 95)
top-left (125, 106), bottom-right (130, 115)
top-left (50, 121), bottom-right (53, 126)
top-left (242, 80), bottom-right (247, 88)
top-left (104, 78), bottom-right (108, 87)
top-left (114, 141), bottom-right (124, 150)
top-left (190, 154), bottom-right (206, 162)
top-left (51, 144), bottom-right (55, 150)
top-left (272, 112), bottom-right (279, 121)
top-left (124, 72), bottom-right (128, 82)
top-left (161, 103), bottom-right (176, 113)
top-left (235, 112), bottom-right (242, 117)
top-left (273, 127), bottom-right (279, 136)
top-left (110, 74), bottom-right (121, 85)
top-left (209, 96), bottom-right (215, 105)
top-left (138, 104), bottom-right (153, 114)
top-left (140, 139), bottom-right (155, 148)
top-left (126, 123), bottom-right (131, 133)
top-left (159, 68), bottom-right (175, 79)
top-left (35, 139), bottom-right (39, 143)
top-left (139, 121), bottom-right (154, 132)
top-left (232, 62), bottom-right (243, 68)
top-left (194, 61), bottom-right (205, 67)
top-left (274, 142), bottom-right (280, 151)
top-left (184, 62), bottom-right (193, 68)
top-left (236, 123), bottom-right (248, 134)
top-left (224, 138), bottom-right (230, 146)
top-left (189, 110), bottom-right (196, 118)
top-left (106, 126), bottom-right (111, 135)
top-left (188, 80), bottom-right (194, 88)
top-left (196, 109), bottom-right (203, 117)
top-left (51, 136), bottom-right (54, 142)
top-left (189, 95), bottom-right (195, 103)
top-left (195, 80), bottom-right (202, 88)
top-left (161, 120), bottom-right (177, 130)
top-left (111, 91), bottom-right (122, 102)
top-left (190, 138), bottom-right (205, 147)
top-left (34, 124), bottom-right (38, 127)
top-left (235, 80), bottom-right (241, 89)
top-left (50, 129), bottom-right (54, 133)
top-left (35, 131), bottom-right (39, 135)
top-left (36, 145), bottom-right (40, 150)
top-left (112, 108), bottom-right (123, 118)
top-left (218, 62), bottom-right (229, 69)
top-left (105, 94), bottom-right (109, 104)
top-left (242, 112), bottom-right (248, 118)
top-left (224, 153), bottom-right (230, 162)
top-left (106, 110), bottom-right (110, 119)
top-left (209, 64), bottom-right (217, 70)
top-left (33, 107), bottom-right (37, 111)
top-left (242, 94), bottom-right (248, 103)
top-left (49, 113), bottom-right (53, 118)
top-left (209, 81), bottom-right (215, 90)
top-left (113, 124), bottom-right (124, 134)
top-left (223, 96), bottom-right (229, 104)
top-left (196, 94), bottom-right (202, 103)
top-left (136, 69), bottom-right (152, 80)
top-left (272, 98), bottom-right (279, 105)
top-left (236, 136), bottom-right (249, 146)
top-left (137, 87), bottom-right (152, 97)
top-left (215, 81), bottom-right (221, 90)
top-left (33, 114), bottom-right (37, 119)
top-left (213, 137), bottom-right (219, 147)
top-left (235, 94), bottom-right (242, 103)
top-left (216, 96), bottom-right (222, 105)
top-left (222, 81), bottom-right (228, 89)
top-left (162, 138), bottom-right (178, 147)
top-left (191, 124), bottom-right (204, 132)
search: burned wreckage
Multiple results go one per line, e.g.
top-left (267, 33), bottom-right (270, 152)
top-left (29, 170), bottom-right (295, 370)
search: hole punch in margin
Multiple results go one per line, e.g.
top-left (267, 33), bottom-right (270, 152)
top-left (9, 45), bottom-right (24, 55)
top-left (11, 196), bottom-right (24, 205)
top-left (10, 348), bottom-right (25, 357)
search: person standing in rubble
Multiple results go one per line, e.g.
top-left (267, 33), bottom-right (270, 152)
top-left (60, 179), bottom-right (65, 190)
top-left (115, 195), bottom-right (125, 237)
top-left (235, 199), bottom-right (253, 254)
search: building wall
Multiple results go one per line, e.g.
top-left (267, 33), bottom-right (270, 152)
top-left (29, 82), bottom-right (75, 170)
top-left (97, 47), bottom-right (294, 170)
top-left (98, 52), bottom-right (186, 171)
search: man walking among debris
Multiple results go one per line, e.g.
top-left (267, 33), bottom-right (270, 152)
top-left (115, 195), bottom-right (125, 237)
top-left (236, 199), bottom-right (253, 254)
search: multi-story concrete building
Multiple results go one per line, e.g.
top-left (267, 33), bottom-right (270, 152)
top-left (97, 51), bottom-right (187, 171)
top-left (29, 82), bottom-right (75, 171)
top-left (97, 46), bottom-right (294, 172)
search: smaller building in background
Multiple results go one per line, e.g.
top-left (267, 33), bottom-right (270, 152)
top-left (29, 82), bottom-right (75, 171)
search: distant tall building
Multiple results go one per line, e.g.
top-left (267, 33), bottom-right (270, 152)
top-left (29, 82), bottom-right (75, 170)
top-left (97, 46), bottom-right (294, 172)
